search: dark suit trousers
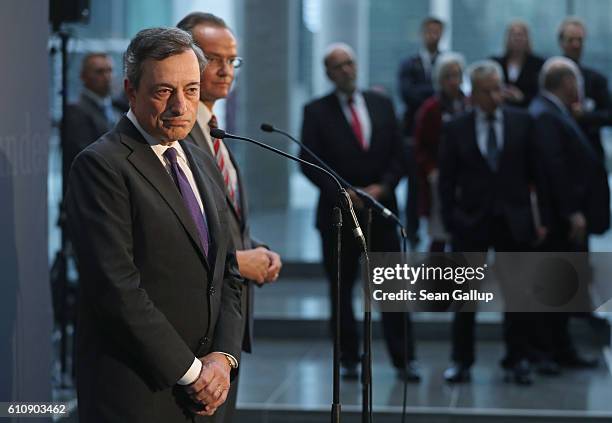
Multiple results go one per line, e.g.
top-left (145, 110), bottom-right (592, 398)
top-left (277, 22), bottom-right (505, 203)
top-left (531, 231), bottom-right (586, 362)
top-left (320, 210), bottom-right (415, 368)
top-left (451, 217), bottom-right (531, 367)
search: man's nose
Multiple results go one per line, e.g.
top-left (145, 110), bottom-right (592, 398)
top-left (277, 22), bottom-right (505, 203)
top-left (168, 91), bottom-right (187, 115)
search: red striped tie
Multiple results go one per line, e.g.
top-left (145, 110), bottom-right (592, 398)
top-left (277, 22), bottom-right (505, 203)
top-left (208, 115), bottom-right (241, 217)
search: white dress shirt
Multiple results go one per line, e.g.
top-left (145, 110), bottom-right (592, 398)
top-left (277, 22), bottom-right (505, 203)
top-left (126, 110), bottom-right (204, 214)
top-left (336, 90), bottom-right (372, 149)
top-left (475, 107), bottom-right (504, 159)
top-left (126, 110), bottom-right (238, 385)
top-left (419, 48), bottom-right (439, 78)
top-left (507, 63), bottom-right (521, 83)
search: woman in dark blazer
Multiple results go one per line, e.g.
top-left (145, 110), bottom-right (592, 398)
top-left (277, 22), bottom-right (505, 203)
top-left (414, 52), bottom-right (469, 252)
top-left (492, 20), bottom-right (545, 108)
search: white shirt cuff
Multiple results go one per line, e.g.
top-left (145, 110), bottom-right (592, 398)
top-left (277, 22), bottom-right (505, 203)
top-left (176, 357), bottom-right (202, 385)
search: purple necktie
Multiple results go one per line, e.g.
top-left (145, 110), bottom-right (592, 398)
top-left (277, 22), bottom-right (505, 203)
top-left (163, 147), bottom-right (210, 258)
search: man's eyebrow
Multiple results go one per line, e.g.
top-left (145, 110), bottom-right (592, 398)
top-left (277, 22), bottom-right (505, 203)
top-left (153, 83), bottom-right (176, 89)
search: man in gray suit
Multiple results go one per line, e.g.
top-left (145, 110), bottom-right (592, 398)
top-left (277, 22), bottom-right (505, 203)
top-left (178, 12), bottom-right (282, 422)
top-left (67, 27), bottom-right (244, 422)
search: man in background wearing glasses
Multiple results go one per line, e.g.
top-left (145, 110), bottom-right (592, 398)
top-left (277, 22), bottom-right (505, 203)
top-left (178, 12), bottom-right (283, 423)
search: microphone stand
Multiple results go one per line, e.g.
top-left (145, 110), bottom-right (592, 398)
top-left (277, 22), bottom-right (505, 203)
top-left (210, 128), bottom-right (367, 423)
top-left (362, 208), bottom-right (373, 423)
top-left (262, 124), bottom-right (408, 423)
top-left (332, 206), bottom-right (342, 423)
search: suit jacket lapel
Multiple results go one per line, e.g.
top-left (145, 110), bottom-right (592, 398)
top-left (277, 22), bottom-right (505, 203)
top-left (225, 146), bottom-right (247, 227)
top-left (500, 108), bottom-right (512, 169)
top-left (117, 118), bottom-right (211, 270)
top-left (362, 92), bottom-right (376, 150)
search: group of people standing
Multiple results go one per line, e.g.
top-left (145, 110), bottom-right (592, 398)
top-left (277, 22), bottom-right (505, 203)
top-left (61, 10), bottom-right (611, 423)
top-left (301, 15), bottom-right (611, 388)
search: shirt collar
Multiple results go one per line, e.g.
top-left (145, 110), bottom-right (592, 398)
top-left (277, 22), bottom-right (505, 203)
top-left (336, 89), bottom-right (362, 105)
top-left (419, 48), bottom-right (439, 64)
top-left (196, 100), bottom-right (214, 132)
top-left (475, 106), bottom-right (502, 122)
top-left (82, 88), bottom-right (112, 108)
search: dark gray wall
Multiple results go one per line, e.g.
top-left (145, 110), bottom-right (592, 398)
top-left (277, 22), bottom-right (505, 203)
top-left (0, 0), bottom-right (52, 416)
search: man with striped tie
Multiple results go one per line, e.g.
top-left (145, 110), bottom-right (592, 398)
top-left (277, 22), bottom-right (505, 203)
top-left (178, 12), bottom-right (283, 423)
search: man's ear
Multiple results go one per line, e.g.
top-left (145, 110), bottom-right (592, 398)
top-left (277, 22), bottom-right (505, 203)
top-left (124, 78), bottom-right (136, 108)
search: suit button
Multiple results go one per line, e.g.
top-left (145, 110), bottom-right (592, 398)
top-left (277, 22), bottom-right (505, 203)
top-left (199, 336), bottom-right (209, 345)
top-left (209, 287), bottom-right (216, 296)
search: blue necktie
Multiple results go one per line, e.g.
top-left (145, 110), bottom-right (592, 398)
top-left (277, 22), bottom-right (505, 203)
top-left (163, 147), bottom-right (210, 257)
top-left (486, 114), bottom-right (499, 172)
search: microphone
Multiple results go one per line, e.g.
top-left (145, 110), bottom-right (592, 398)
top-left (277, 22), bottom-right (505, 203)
top-left (210, 128), bottom-right (366, 247)
top-left (261, 123), bottom-right (406, 234)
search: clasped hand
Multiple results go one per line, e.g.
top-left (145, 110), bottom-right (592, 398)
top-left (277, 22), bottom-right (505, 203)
top-left (183, 352), bottom-right (231, 416)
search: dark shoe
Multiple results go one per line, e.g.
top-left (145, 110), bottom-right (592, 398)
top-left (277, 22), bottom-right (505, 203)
top-left (557, 353), bottom-right (598, 369)
top-left (536, 359), bottom-right (562, 376)
top-left (504, 360), bottom-right (533, 386)
top-left (340, 363), bottom-right (359, 380)
top-left (443, 363), bottom-right (470, 383)
top-left (397, 361), bottom-right (421, 383)
top-left (585, 313), bottom-right (608, 329)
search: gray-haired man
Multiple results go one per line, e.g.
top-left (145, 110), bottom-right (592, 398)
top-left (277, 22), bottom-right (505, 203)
top-left (439, 60), bottom-right (543, 385)
top-left (66, 27), bottom-right (243, 422)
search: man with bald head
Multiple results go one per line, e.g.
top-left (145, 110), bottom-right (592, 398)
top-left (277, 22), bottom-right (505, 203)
top-left (300, 43), bottom-right (419, 382)
top-left (63, 53), bottom-right (123, 181)
top-left (529, 57), bottom-right (609, 372)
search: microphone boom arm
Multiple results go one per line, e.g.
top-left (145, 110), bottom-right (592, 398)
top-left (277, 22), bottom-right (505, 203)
top-left (262, 123), bottom-right (406, 237)
top-left (210, 127), bottom-right (366, 246)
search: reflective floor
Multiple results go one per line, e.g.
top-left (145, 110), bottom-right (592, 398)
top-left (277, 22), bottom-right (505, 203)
top-left (238, 339), bottom-right (612, 414)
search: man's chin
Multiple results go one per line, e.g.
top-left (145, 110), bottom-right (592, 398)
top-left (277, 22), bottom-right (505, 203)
top-left (160, 128), bottom-right (192, 142)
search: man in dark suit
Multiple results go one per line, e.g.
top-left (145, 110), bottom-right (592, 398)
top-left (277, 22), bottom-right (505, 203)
top-left (439, 60), bottom-right (542, 385)
top-left (66, 28), bottom-right (243, 422)
top-left (557, 16), bottom-right (612, 340)
top-left (177, 12), bottom-right (282, 422)
top-left (63, 53), bottom-right (123, 182)
top-left (558, 17), bottom-right (612, 159)
top-left (398, 16), bottom-right (445, 248)
top-left (529, 57), bottom-right (608, 371)
top-left (398, 16), bottom-right (444, 134)
top-left (301, 43), bottom-right (419, 382)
